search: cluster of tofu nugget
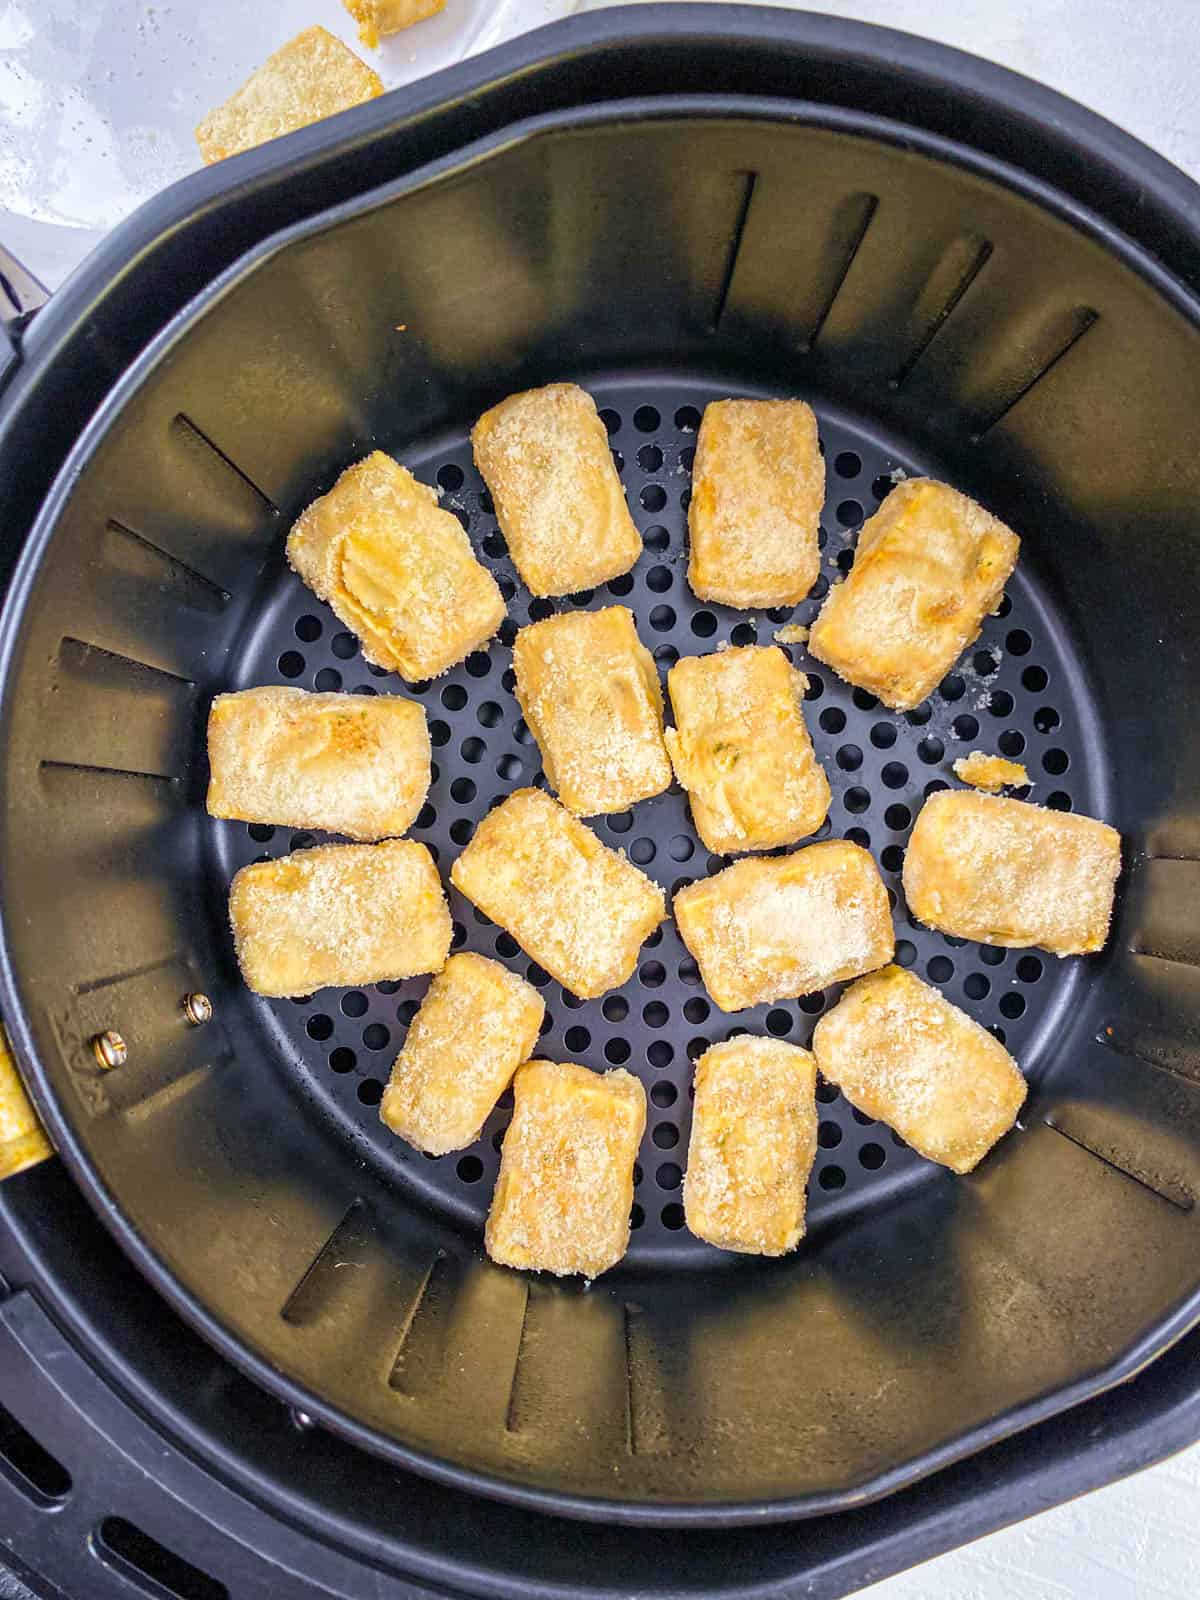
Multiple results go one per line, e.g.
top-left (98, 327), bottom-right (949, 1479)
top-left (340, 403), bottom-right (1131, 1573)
top-left (208, 382), bottom-right (1122, 1280)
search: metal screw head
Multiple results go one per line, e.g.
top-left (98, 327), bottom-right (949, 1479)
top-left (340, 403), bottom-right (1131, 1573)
top-left (183, 992), bottom-right (213, 1027)
top-left (92, 1030), bottom-right (127, 1070)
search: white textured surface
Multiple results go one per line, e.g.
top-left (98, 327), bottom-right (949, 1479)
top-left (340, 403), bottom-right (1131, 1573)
top-left (3, 1), bottom-right (1199, 1593)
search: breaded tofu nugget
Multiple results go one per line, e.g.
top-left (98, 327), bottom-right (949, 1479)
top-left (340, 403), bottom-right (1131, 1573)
top-left (685, 1037), bottom-right (818, 1255)
top-left (952, 750), bottom-right (1030, 793)
top-left (512, 606), bottom-right (671, 815)
top-left (195, 27), bottom-right (383, 164)
top-left (808, 478), bottom-right (1020, 711)
top-left (665, 646), bottom-right (831, 854)
top-left (450, 789), bottom-right (666, 999)
top-left (471, 384), bottom-right (642, 597)
top-left (229, 840), bottom-right (450, 997)
top-left (486, 1060), bottom-right (646, 1277)
top-left (207, 686), bottom-right (430, 841)
top-left (287, 452), bottom-right (505, 682)
top-left (688, 399), bottom-right (824, 608)
top-left (380, 953), bottom-right (544, 1155)
top-left (344, 0), bottom-right (445, 49)
top-left (903, 790), bottom-right (1121, 956)
top-left (814, 965), bottom-right (1027, 1173)
top-left (674, 841), bottom-right (893, 1012)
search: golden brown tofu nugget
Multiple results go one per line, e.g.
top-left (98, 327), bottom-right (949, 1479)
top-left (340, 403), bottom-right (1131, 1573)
top-left (903, 790), bottom-right (1121, 956)
top-left (450, 789), bottom-right (666, 999)
top-left (195, 27), bottom-right (383, 164)
top-left (207, 686), bottom-right (430, 842)
top-left (809, 478), bottom-right (1020, 711)
top-left (472, 383), bottom-right (642, 597)
top-left (380, 954), bottom-right (544, 1155)
top-left (814, 966), bottom-right (1027, 1174)
top-left (674, 841), bottom-right (893, 1012)
top-left (665, 646), bottom-right (830, 854)
top-left (287, 452), bottom-right (505, 682)
top-left (486, 1060), bottom-right (646, 1278)
top-left (685, 1037), bottom-right (818, 1255)
top-left (952, 750), bottom-right (1030, 793)
top-left (229, 840), bottom-right (450, 997)
top-left (688, 399), bottom-right (824, 608)
top-left (345, 0), bottom-right (445, 49)
top-left (512, 606), bottom-right (671, 816)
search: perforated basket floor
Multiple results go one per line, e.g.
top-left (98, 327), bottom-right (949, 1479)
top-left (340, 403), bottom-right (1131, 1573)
top-left (210, 372), bottom-right (1101, 1264)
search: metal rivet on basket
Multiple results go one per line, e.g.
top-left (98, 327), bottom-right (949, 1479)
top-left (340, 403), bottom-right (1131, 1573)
top-left (183, 992), bottom-right (213, 1027)
top-left (91, 1030), bottom-right (127, 1070)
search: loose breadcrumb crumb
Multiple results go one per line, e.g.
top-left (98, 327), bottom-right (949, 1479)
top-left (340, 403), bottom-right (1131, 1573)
top-left (773, 623), bottom-right (810, 645)
top-left (953, 750), bottom-right (1030, 793)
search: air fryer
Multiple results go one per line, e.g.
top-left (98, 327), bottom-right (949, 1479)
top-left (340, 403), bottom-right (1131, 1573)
top-left (0, 3), bottom-right (1198, 1531)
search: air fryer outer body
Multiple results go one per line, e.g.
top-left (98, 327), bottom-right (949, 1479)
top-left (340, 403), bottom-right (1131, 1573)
top-left (0, 0), bottom-right (1199, 1544)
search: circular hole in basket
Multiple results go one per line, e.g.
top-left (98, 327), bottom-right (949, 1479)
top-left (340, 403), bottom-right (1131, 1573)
top-left (278, 650), bottom-right (305, 679)
top-left (859, 1143), bottom-right (886, 1171)
top-left (818, 1166), bottom-right (846, 1191)
top-left (357, 1079), bottom-right (383, 1107)
top-left (295, 615), bottom-right (322, 643)
top-left (650, 1081), bottom-right (677, 1108)
top-left (329, 1048), bottom-right (356, 1075)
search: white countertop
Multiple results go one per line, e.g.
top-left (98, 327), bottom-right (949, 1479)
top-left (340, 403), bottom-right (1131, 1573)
top-left (2, 3), bottom-right (1197, 1595)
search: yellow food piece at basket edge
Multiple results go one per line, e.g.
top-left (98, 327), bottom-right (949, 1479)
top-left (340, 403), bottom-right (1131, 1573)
top-left (674, 840), bottom-right (894, 1013)
top-left (665, 645), bottom-right (831, 854)
top-left (808, 477), bottom-right (1021, 711)
top-left (513, 605), bottom-right (672, 816)
top-left (207, 686), bottom-right (430, 842)
top-left (380, 953), bottom-right (544, 1156)
top-left (195, 27), bottom-right (383, 164)
top-left (472, 383), bottom-right (643, 597)
top-left (952, 750), bottom-right (1030, 793)
top-left (450, 788), bottom-right (666, 1000)
top-left (813, 965), bottom-right (1027, 1174)
top-left (228, 839), bottom-right (450, 997)
top-left (287, 452), bottom-right (505, 682)
top-left (486, 1059), bottom-right (647, 1278)
top-left (344, 0), bottom-right (445, 49)
top-left (903, 789), bottom-right (1121, 957)
top-left (684, 1036), bottom-right (818, 1256)
top-left (688, 398), bottom-right (825, 609)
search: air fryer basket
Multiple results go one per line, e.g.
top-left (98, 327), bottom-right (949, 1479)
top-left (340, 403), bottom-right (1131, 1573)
top-left (2, 6), bottom-right (1200, 1527)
